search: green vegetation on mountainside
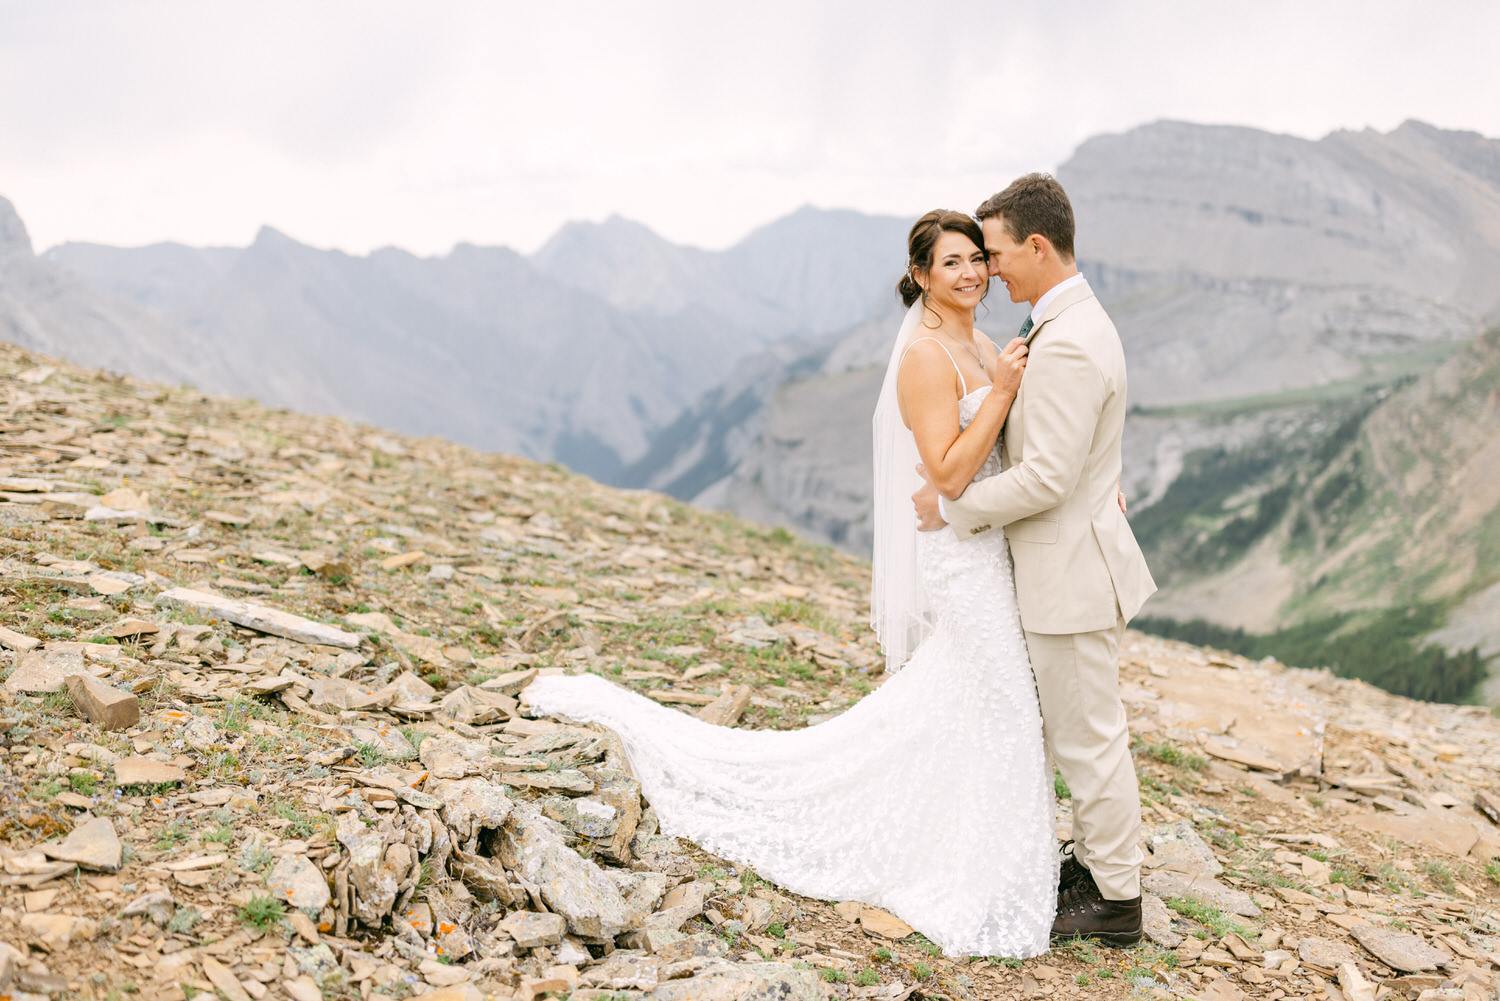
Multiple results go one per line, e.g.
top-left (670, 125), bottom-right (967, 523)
top-left (1135, 328), bottom-right (1500, 704)
top-left (1136, 605), bottom-right (1487, 704)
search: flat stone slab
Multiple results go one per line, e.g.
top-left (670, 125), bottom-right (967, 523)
top-left (156, 587), bottom-right (361, 649)
top-left (1142, 869), bottom-right (1261, 918)
top-left (500, 769), bottom-right (594, 794)
top-left (1352, 925), bottom-right (1450, 972)
top-left (858, 906), bottom-right (914, 940)
top-left (114, 756), bottom-right (187, 786)
top-left (5, 649), bottom-right (90, 693)
top-left (649, 959), bottom-right (826, 1001)
top-left (1298, 936), bottom-right (1361, 972)
top-left (499, 910), bottom-right (565, 949)
top-left (1360, 808), bottom-right (1480, 857)
top-left (1147, 821), bottom-right (1223, 876)
top-left (0, 624), bottom-right (41, 651)
top-left (40, 816), bottom-right (122, 872)
top-left (1202, 735), bottom-right (1286, 773)
top-left (581, 951), bottom-right (660, 990)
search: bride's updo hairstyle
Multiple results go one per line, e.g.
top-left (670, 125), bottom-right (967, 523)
top-left (897, 210), bottom-right (987, 308)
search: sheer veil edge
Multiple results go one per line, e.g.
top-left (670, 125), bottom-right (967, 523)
top-left (870, 300), bottom-right (934, 672)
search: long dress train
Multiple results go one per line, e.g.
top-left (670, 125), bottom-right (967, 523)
top-left (525, 386), bottom-right (1056, 957)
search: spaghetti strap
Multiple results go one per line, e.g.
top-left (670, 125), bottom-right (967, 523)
top-left (899, 337), bottom-right (968, 396)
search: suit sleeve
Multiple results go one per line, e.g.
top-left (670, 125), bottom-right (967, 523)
top-left (945, 335), bottom-right (1105, 536)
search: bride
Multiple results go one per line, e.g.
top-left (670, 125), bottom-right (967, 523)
top-left (524, 210), bottom-right (1057, 957)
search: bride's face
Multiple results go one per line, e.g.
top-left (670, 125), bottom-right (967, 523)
top-left (921, 231), bottom-right (987, 312)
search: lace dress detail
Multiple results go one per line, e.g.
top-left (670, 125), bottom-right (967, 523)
top-left (525, 387), bottom-right (1056, 957)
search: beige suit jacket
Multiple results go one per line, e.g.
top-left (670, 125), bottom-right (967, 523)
top-left (946, 279), bottom-right (1156, 634)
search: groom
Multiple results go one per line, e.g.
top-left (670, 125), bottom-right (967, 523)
top-left (913, 173), bottom-right (1156, 945)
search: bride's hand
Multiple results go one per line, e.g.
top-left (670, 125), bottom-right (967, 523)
top-left (992, 337), bottom-right (1028, 397)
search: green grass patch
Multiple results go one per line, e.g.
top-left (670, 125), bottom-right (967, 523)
top-left (239, 894), bottom-right (284, 931)
top-left (1165, 897), bottom-right (1250, 939)
top-left (1140, 741), bottom-right (1208, 772)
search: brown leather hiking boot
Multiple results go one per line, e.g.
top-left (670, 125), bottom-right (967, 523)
top-left (1057, 842), bottom-right (1098, 897)
top-left (1050, 883), bottom-right (1142, 947)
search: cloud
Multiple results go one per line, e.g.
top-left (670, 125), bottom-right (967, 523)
top-left (1, 0), bottom-right (1496, 255)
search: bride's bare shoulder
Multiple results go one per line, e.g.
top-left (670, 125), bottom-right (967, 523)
top-left (897, 338), bottom-right (958, 384)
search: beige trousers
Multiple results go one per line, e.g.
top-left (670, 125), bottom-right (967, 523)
top-left (1026, 615), bottom-right (1143, 900)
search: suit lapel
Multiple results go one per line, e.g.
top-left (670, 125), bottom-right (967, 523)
top-left (1027, 278), bottom-right (1094, 345)
top-left (1003, 279), bottom-right (1094, 468)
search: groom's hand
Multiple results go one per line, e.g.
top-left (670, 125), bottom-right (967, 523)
top-left (912, 463), bottom-right (947, 532)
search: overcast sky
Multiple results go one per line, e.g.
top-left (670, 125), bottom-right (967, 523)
top-left (3, 0), bottom-right (1497, 257)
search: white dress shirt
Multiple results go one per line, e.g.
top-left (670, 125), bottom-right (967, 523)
top-left (1028, 272), bottom-right (1085, 330)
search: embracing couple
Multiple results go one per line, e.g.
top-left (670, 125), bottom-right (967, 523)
top-left (527, 174), bottom-right (1156, 957)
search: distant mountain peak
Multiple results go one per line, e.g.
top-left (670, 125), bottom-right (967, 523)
top-left (536, 215), bottom-right (682, 260)
top-left (0, 195), bottom-right (35, 262)
top-left (251, 224), bottom-right (298, 248)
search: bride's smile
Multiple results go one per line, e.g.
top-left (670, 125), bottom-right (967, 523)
top-left (923, 231), bottom-right (989, 312)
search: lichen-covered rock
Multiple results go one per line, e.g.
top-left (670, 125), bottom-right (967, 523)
top-left (541, 794), bottom-right (619, 839)
top-left (582, 950), bottom-right (660, 991)
top-left (420, 736), bottom-right (492, 779)
top-left (647, 959), bottom-right (828, 1000)
top-left (268, 854), bottom-right (333, 911)
top-left (588, 769), bottom-right (644, 862)
top-left (497, 802), bottom-right (633, 941)
top-left (337, 811), bottom-right (400, 925)
top-left (451, 849), bottom-right (527, 907)
top-left (431, 777), bottom-right (513, 850)
top-left (1146, 821), bottom-right (1223, 876)
top-left (499, 910), bottom-right (566, 949)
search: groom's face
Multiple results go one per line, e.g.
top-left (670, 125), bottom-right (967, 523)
top-left (982, 216), bottom-right (1038, 306)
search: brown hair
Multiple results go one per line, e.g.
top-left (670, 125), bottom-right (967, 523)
top-left (975, 173), bottom-right (1075, 261)
top-left (897, 210), bottom-right (987, 308)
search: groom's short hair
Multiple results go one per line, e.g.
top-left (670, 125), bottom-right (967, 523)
top-left (976, 173), bottom-right (1075, 261)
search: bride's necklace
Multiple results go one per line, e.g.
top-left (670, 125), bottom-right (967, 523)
top-left (938, 328), bottom-right (986, 374)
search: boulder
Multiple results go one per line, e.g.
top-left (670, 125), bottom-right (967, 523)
top-left (497, 802), bottom-right (632, 941)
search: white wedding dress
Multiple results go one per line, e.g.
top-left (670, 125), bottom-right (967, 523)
top-left (525, 386), bottom-right (1056, 957)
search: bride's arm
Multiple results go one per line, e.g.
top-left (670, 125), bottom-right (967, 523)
top-left (897, 339), bottom-right (1024, 500)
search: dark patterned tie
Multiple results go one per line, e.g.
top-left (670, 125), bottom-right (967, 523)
top-left (1019, 316), bottom-right (1034, 340)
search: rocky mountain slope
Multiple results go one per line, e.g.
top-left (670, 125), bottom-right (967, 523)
top-left (4, 343), bottom-right (1500, 1001)
top-left (32, 204), bottom-right (909, 484)
top-left (1136, 324), bottom-right (1500, 694)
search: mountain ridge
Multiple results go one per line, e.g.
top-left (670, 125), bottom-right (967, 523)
top-left (35, 205), bottom-right (911, 484)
